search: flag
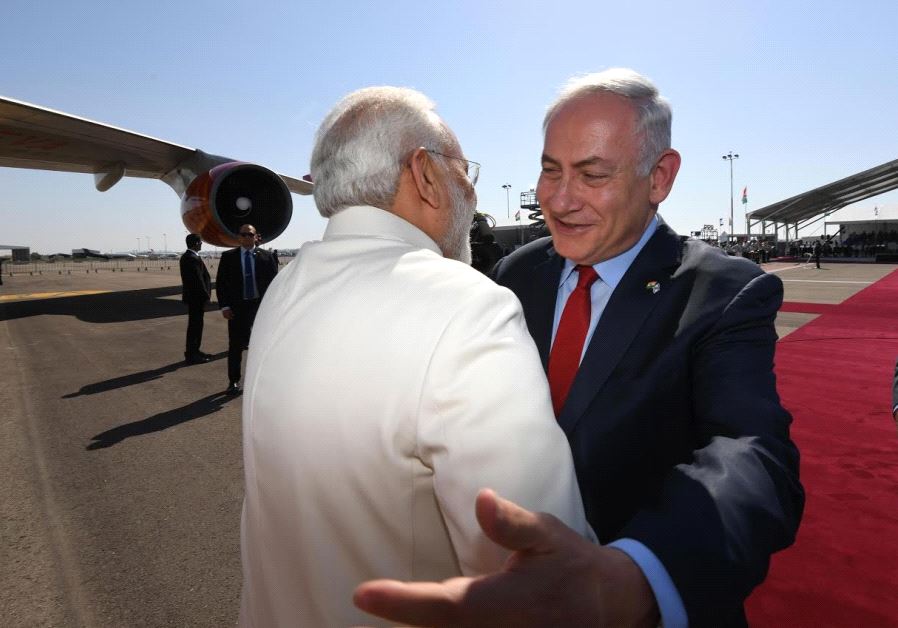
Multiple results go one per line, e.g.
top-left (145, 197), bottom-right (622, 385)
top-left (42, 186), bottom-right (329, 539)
top-left (515, 210), bottom-right (521, 221)
top-left (741, 186), bottom-right (748, 205)
top-left (874, 206), bottom-right (879, 217)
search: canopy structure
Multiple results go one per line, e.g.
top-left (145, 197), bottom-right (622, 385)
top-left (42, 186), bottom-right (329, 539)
top-left (747, 157), bottom-right (898, 240)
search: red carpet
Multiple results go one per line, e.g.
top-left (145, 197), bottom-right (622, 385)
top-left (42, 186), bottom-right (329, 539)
top-left (746, 269), bottom-right (898, 626)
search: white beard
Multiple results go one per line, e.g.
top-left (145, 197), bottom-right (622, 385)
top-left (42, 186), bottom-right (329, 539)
top-left (441, 177), bottom-right (476, 265)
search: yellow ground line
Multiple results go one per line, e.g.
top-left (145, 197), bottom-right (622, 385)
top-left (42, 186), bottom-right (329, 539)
top-left (0, 290), bottom-right (111, 302)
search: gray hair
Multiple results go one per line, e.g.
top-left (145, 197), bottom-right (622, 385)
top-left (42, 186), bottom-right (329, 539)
top-left (543, 68), bottom-right (672, 176)
top-left (310, 86), bottom-right (455, 217)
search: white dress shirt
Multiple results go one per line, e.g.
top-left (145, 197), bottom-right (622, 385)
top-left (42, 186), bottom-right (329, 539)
top-left (239, 206), bottom-right (592, 627)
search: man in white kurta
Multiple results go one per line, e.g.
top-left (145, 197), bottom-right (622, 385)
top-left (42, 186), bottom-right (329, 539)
top-left (239, 87), bottom-right (591, 627)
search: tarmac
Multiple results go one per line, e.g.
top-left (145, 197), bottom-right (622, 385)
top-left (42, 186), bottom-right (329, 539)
top-left (1, 267), bottom-right (241, 627)
top-left (0, 258), bottom-right (895, 627)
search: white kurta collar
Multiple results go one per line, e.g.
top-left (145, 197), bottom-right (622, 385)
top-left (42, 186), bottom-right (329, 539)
top-left (324, 206), bottom-right (443, 256)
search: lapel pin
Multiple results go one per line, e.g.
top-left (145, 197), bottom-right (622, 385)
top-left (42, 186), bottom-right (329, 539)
top-left (645, 280), bottom-right (661, 294)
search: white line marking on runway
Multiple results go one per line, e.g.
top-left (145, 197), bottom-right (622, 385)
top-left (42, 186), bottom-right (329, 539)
top-left (764, 265), bottom-right (806, 273)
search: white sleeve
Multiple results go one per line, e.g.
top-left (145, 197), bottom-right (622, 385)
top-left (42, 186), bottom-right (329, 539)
top-left (417, 286), bottom-right (595, 575)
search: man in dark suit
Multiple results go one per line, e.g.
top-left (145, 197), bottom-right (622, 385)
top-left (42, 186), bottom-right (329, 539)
top-left (179, 233), bottom-right (212, 364)
top-left (354, 69), bottom-right (804, 628)
top-left (215, 223), bottom-right (278, 394)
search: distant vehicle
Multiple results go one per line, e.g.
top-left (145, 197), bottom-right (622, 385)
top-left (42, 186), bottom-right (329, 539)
top-left (0, 95), bottom-right (314, 247)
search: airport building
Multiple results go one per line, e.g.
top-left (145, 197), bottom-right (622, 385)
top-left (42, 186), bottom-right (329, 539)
top-left (0, 245), bottom-right (31, 262)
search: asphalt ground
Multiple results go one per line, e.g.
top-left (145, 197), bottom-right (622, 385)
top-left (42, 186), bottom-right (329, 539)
top-left (1, 259), bottom-right (895, 627)
top-left (1, 267), bottom-right (241, 627)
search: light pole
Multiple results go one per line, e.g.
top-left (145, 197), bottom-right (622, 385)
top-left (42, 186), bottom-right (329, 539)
top-left (136, 237), bottom-right (140, 253)
top-left (146, 236), bottom-right (151, 252)
top-left (722, 151), bottom-right (739, 241)
top-left (502, 184), bottom-right (512, 219)
top-left (163, 233), bottom-right (167, 253)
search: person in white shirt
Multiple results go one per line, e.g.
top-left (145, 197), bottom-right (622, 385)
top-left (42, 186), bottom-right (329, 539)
top-left (237, 86), bottom-right (592, 627)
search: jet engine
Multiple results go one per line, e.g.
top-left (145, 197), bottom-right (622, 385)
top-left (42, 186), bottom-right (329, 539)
top-left (181, 162), bottom-right (292, 247)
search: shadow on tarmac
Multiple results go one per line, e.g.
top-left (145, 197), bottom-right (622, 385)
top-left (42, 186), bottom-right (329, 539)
top-left (86, 390), bottom-right (236, 450)
top-left (0, 285), bottom-right (187, 322)
top-left (63, 352), bottom-right (227, 398)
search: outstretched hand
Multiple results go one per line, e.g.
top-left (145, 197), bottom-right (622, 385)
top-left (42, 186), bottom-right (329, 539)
top-left (353, 489), bottom-right (658, 627)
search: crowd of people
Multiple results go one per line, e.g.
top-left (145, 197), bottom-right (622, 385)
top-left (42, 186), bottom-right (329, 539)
top-left (691, 238), bottom-right (775, 264)
top-left (725, 239), bottom-right (774, 263)
top-left (806, 230), bottom-right (898, 258)
top-left (777, 231), bottom-right (897, 259)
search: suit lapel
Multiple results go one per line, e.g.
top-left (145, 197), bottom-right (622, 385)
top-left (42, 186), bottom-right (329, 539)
top-left (558, 221), bottom-right (683, 433)
top-left (524, 247), bottom-right (564, 369)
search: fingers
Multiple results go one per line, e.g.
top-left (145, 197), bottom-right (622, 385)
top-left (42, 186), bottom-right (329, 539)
top-left (475, 489), bottom-right (557, 554)
top-left (353, 578), bottom-right (469, 627)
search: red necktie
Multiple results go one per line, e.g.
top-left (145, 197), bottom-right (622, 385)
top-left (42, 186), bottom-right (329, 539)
top-left (548, 265), bottom-right (599, 417)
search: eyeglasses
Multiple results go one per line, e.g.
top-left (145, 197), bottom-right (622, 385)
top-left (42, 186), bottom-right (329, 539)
top-left (239, 232), bottom-right (256, 237)
top-left (426, 150), bottom-right (480, 187)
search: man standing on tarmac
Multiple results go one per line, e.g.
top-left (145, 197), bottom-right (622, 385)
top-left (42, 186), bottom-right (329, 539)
top-left (215, 224), bottom-right (278, 395)
top-left (179, 233), bottom-right (212, 364)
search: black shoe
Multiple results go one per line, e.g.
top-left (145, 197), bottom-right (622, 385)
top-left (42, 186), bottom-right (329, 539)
top-left (226, 382), bottom-right (242, 395)
top-left (199, 352), bottom-right (214, 359)
top-left (185, 354), bottom-right (210, 365)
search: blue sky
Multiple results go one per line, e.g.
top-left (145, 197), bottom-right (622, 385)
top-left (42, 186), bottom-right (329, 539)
top-left (2, 0), bottom-right (897, 254)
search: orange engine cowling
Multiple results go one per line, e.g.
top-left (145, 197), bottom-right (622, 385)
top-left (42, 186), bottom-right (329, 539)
top-left (181, 162), bottom-right (292, 247)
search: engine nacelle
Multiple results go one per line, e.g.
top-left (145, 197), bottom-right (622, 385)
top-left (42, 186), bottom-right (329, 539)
top-left (181, 162), bottom-right (292, 247)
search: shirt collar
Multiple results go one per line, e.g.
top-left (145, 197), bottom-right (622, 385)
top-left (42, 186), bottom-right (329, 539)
top-left (241, 245), bottom-right (255, 253)
top-left (323, 205), bottom-right (443, 256)
top-left (558, 214), bottom-right (660, 290)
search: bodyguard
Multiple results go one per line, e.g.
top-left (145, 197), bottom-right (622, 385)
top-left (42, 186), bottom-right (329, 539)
top-left (215, 224), bottom-right (278, 394)
top-left (179, 233), bottom-right (212, 364)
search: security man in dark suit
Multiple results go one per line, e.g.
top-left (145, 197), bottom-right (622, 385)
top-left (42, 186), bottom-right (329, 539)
top-left (215, 224), bottom-right (278, 394)
top-left (179, 233), bottom-right (212, 364)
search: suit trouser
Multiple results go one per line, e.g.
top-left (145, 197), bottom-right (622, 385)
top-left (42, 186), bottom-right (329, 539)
top-left (227, 299), bottom-right (260, 383)
top-left (185, 300), bottom-right (206, 357)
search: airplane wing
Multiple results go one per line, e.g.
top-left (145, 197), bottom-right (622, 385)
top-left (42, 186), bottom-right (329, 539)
top-left (0, 95), bottom-right (313, 246)
top-left (0, 96), bottom-right (194, 180)
top-left (0, 96), bottom-right (313, 194)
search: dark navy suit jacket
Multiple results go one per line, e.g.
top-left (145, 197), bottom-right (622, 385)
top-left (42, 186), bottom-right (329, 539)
top-left (215, 247), bottom-right (278, 309)
top-left (491, 219), bottom-right (804, 627)
top-left (179, 250), bottom-right (211, 305)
